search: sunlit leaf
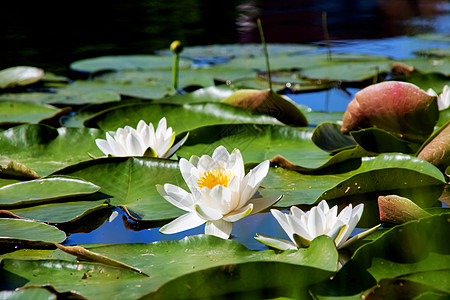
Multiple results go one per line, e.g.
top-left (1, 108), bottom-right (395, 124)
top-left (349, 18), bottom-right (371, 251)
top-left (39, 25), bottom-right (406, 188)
top-left (0, 66), bottom-right (44, 89)
top-left (0, 218), bottom-right (66, 243)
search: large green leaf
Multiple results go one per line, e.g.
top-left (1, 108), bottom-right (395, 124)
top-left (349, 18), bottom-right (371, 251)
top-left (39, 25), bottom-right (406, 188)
top-left (0, 176), bottom-right (100, 206)
top-left (84, 102), bottom-right (283, 133)
top-left (70, 54), bottom-right (191, 73)
top-left (0, 124), bottom-right (106, 176)
top-left (310, 213), bottom-right (450, 299)
top-left (53, 157), bottom-right (186, 220)
top-left (0, 218), bottom-right (66, 243)
top-left (0, 81), bottom-right (122, 105)
top-left (0, 235), bottom-right (337, 299)
top-left (264, 153), bottom-right (446, 207)
top-left (0, 100), bottom-right (62, 127)
top-left (176, 124), bottom-right (331, 167)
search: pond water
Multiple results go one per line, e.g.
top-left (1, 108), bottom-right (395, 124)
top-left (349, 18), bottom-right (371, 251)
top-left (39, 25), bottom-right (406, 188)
top-left (2, 0), bottom-right (449, 250)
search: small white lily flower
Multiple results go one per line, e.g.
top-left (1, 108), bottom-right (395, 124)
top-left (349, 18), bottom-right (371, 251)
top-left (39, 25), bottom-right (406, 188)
top-left (157, 145), bottom-right (281, 239)
top-left (256, 200), bottom-right (380, 250)
top-left (95, 118), bottom-right (188, 158)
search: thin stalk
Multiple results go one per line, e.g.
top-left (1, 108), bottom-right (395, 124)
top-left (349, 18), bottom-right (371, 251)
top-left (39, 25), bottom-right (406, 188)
top-left (257, 18), bottom-right (272, 91)
top-left (322, 11), bottom-right (332, 61)
top-left (172, 53), bottom-right (179, 90)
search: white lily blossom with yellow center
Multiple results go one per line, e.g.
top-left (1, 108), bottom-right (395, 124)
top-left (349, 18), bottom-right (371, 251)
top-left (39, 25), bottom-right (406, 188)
top-left (95, 118), bottom-right (188, 158)
top-left (157, 145), bottom-right (281, 239)
top-left (256, 200), bottom-right (380, 250)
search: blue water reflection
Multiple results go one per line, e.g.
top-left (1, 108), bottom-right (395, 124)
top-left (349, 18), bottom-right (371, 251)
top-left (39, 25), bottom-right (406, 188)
top-left (64, 208), bottom-right (287, 251)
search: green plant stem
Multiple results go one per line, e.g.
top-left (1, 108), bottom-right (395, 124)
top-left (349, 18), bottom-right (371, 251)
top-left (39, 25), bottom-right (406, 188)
top-left (173, 53), bottom-right (179, 90)
top-left (322, 11), bottom-right (332, 61)
top-left (257, 18), bottom-right (272, 91)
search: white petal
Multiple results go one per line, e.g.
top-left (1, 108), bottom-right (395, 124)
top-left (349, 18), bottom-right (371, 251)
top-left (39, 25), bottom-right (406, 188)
top-left (223, 203), bottom-right (253, 222)
top-left (155, 117), bottom-right (168, 139)
top-left (205, 220), bottom-right (233, 239)
top-left (210, 185), bottom-right (233, 214)
top-left (248, 195), bottom-right (281, 214)
top-left (136, 120), bottom-right (147, 134)
top-left (254, 233), bottom-right (297, 250)
top-left (271, 209), bottom-right (295, 241)
top-left (159, 212), bottom-right (206, 234)
top-left (157, 184), bottom-right (194, 211)
top-left (164, 132), bottom-right (189, 158)
top-left (317, 200), bottom-right (330, 214)
top-left (211, 145), bottom-right (230, 163)
top-left (228, 149), bottom-right (245, 179)
top-left (107, 133), bottom-right (127, 156)
top-left (194, 204), bottom-right (223, 221)
top-left (290, 206), bottom-right (306, 218)
top-left (246, 160), bottom-right (270, 188)
top-left (126, 133), bottom-right (145, 156)
top-left (96, 138), bottom-right (113, 156)
top-left (336, 204), bottom-right (364, 247)
top-left (287, 213), bottom-right (312, 242)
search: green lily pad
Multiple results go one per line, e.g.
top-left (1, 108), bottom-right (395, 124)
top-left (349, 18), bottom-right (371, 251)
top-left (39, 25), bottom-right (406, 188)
top-left (156, 43), bottom-right (319, 59)
top-left (0, 101), bottom-right (63, 127)
top-left (9, 198), bottom-right (112, 229)
top-left (0, 176), bottom-right (100, 206)
top-left (351, 127), bottom-right (422, 154)
top-left (310, 213), bottom-right (450, 299)
top-left (84, 102), bottom-right (283, 133)
top-left (0, 124), bottom-right (106, 176)
top-left (159, 85), bottom-right (234, 104)
top-left (414, 47), bottom-right (450, 58)
top-left (0, 81), bottom-right (121, 105)
top-left (264, 153), bottom-right (446, 207)
top-left (399, 57), bottom-right (450, 76)
top-left (70, 54), bottom-right (191, 73)
top-left (0, 218), bottom-right (66, 243)
top-left (0, 235), bottom-right (337, 299)
top-left (0, 66), bottom-right (44, 89)
top-left (53, 157), bottom-right (186, 221)
top-left (176, 124), bottom-right (331, 168)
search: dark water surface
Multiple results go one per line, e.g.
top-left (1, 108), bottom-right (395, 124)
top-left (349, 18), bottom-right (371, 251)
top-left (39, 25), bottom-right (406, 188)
top-left (2, 0), bottom-right (449, 75)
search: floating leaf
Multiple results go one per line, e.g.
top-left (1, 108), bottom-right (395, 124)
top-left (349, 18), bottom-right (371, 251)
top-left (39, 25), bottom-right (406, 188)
top-left (0, 161), bottom-right (40, 180)
top-left (0, 218), bottom-right (66, 243)
top-left (351, 127), bottom-right (422, 154)
top-left (84, 102), bottom-right (283, 133)
top-left (0, 235), bottom-right (337, 299)
top-left (0, 176), bottom-right (100, 207)
top-left (53, 157), bottom-right (186, 221)
top-left (70, 55), bottom-right (191, 73)
top-left (0, 100), bottom-right (67, 128)
top-left (263, 153), bottom-right (446, 207)
top-left (0, 124), bottom-right (106, 176)
top-left (0, 66), bottom-right (44, 89)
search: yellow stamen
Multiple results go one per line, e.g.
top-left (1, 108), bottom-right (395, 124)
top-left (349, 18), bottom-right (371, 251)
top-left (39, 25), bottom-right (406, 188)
top-left (198, 169), bottom-right (233, 189)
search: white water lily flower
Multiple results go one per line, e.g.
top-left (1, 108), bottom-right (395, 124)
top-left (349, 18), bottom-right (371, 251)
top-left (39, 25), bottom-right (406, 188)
top-left (95, 118), bottom-right (188, 158)
top-left (255, 200), bottom-right (380, 250)
top-left (157, 145), bottom-right (281, 239)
